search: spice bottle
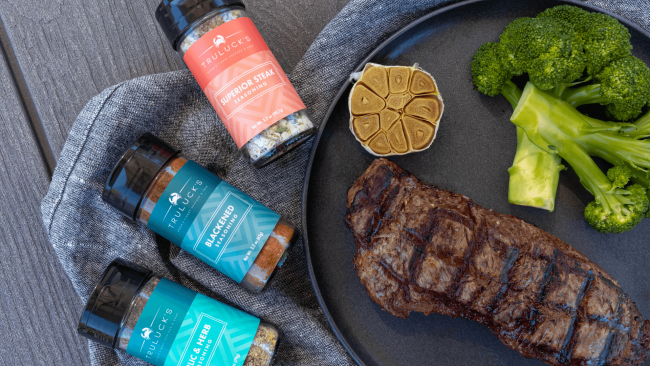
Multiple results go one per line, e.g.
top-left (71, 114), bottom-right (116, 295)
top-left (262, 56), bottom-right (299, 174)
top-left (103, 133), bottom-right (297, 292)
top-left (155, 0), bottom-right (316, 168)
top-left (78, 259), bottom-right (280, 366)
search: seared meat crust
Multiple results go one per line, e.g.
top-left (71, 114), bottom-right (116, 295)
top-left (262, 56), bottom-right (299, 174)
top-left (346, 158), bottom-right (650, 366)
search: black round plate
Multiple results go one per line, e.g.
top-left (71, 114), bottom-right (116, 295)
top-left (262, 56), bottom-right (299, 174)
top-left (302, 1), bottom-right (650, 365)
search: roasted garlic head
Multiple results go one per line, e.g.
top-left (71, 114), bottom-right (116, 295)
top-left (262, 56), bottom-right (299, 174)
top-left (349, 63), bottom-right (443, 156)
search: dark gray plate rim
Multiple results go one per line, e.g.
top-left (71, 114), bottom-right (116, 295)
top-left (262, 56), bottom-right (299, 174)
top-left (300, 1), bottom-right (650, 365)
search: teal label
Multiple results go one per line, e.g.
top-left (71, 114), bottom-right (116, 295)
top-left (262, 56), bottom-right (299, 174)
top-left (126, 279), bottom-right (196, 364)
top-left (149, 161), bottom-right (281, 282)
top-left (127, 278), bottom-right (260, 366)
top-left (164, 293), bottom-right (260, 366)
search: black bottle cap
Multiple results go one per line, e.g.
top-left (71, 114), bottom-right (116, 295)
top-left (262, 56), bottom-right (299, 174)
top-left (78, 259), bottom-right (152, 349)
top-left (156, 0), bottom-right (246, 51)
top-left (103, 133), bottom-right (180, 220)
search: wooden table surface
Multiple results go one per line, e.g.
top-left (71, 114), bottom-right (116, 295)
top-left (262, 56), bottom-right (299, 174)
top-left (0, 1), bottom-right (348, 364)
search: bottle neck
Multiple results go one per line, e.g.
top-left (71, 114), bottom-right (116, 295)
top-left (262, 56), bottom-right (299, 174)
top-left (116, 275), bottom-right (160, 351)
top-left (177, 6), bottom-right (247, 56)
top-left (136, 154), bottom-right (188, 226)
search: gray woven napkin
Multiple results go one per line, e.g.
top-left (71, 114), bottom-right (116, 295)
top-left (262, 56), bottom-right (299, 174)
top-left (41, 0), bottom-right (650, 365)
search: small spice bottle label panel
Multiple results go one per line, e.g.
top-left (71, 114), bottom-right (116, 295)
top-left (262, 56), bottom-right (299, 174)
top-left (126, 278), bottom-right (260, 366)
top-left (184, 17), bottom-right (306, 148)
top-left (148, 160), bottom-right (281, 283)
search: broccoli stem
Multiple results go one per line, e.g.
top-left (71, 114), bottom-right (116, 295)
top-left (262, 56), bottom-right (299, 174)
top-left (557, 137), bottom-right (627, 215)
top-left (511, 82), bottom-right (634, 216)
top-left (628, 108), bottom-right (650, 139)
top-left (501, 80), bottom-right (522, 109)
top-left (561, 84), bottom-right (607, 107)
top-left (552, 82), bottom-right (571, 99)
top-left (508, 127), bottom-right (564, 211)
top-left (580, 132), bottom-right (650, 173)
top-left (501, 81), bottom-right (563, 211)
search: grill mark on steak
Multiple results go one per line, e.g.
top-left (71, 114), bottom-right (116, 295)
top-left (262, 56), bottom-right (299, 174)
top-left (346, 158), bottom-right (650, 366)
top-left (407, 245), bottom-right (426, 286)
top-left (449, 207), bottom-right (481, 305)
top-left (558, 272), bottom-right (594, 364)
top-left (379, 260), bottom-right (411, 302)
top-left (536, 249), bottom-right (560, 305)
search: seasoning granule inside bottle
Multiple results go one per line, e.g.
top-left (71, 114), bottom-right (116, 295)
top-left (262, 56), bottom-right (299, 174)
top-left (79, 259), bottom-right (281, 366)
top-left (104, 133), bottom-right (297, 292)
top-left (116, 276), bottom-right (280, 366)
top-left (156, 2), bottom-right (316, 167)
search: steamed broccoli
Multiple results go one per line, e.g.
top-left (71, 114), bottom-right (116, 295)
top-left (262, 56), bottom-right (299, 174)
top-left (561, 55), bottom-right (650, 121)
top-left (471, 4), bottom-right (650, 233)
top-left (511, 82), bottom-right (650, 233)
top-left (499, 17), bottom-right (586, 90)
top-left (472, 43), bottom-right (564, 211)
top-left (537, 5), bottom-right (632, 76)
top-left (586, 163), bottom-right (649, 234)
top-left (585, 182), bottom-right (648, 234)
top-left (607, 165), bottom-right (632, 191)
top-left (507, 126), bottom-right (565, 211)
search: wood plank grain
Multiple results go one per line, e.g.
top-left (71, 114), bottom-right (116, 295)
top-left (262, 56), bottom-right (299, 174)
top-left (0, 0), bottom-right (349, 164)
top-left (0, 40), bottom-right (90, 366)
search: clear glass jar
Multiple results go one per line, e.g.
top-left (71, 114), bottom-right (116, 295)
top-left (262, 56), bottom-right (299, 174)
top-left (135, 154), bottom-right (297, 292)
top-left (156, 2), bottom-right (316, 168)
top-left (103, 133), bottom-right (298, 292)
top-left (79, 259), bottom-right (280, 366)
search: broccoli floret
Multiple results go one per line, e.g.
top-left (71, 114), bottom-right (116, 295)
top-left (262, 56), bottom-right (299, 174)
top-left (471, 42), bottom-right (511, 97)
top-left (470, 16), bottom-right (579, 211)
top-left (607, 165), bottom-right (631, 190)
top-left (581, 13), bottom-right (633, 75)
top-left (499, 17), bottom-right (585, 90)
top-left (511, 82), bottom-right (650, 234)
top-left (537, 5), bottom-right (591, 31)
top-left (471, 5), bottom-right (650, 228)
top-left (562, 55), bottom-right (650, 121)
top-left (472, 46), bottom-right (564, 210)
top-left (585, 183), bottom-right (648, 234)
top-left (538, 5), bottom-right (632, 76)
top-left (585, 184), bottom-right (649, 234)
top-left (629, 167), bottom-right (650, 218)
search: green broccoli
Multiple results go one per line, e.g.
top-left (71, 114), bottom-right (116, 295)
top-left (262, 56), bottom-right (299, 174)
top-left (585, 183), bottom-right (648, 234)
top-left (471, 4), bottom-right (650, 232)
top-left (537, 5), bottom-right (632, 76)
top-left (628, 166), bottom-right (650, 218)
top-left (507, 126), bottom-right (565, 211)
top-left (560, 55), bottom-right (650, 121)
top-left (607, 165), bottom-right (632, 191)
top-left (499, 17), bottom-right (585, 90)
top-left (536, 6), bottom-right (649, 121)
top-left (472, 44), bottom-right (563, 211)
top-left (511, 82), bottom-right (650, 233)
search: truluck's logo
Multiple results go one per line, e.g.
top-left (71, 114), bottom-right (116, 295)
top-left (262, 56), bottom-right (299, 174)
top-left (169, 193), bottom-right (182, 206)
top-left (141, 327), bottom-right (153, 340)
top-left (213, 35), bottom-right (226, 48)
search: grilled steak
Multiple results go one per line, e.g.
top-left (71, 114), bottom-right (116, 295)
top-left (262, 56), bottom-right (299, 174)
top-left (346, 158), bottom-right (650, 366)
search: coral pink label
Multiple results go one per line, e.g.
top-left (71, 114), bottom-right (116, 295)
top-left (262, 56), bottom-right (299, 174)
top-left (184, 17), bottom-right (306, 148)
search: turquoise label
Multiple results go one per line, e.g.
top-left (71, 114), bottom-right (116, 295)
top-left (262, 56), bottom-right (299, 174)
top-left (126, 278), bottom-right (196, 365)
top-left (164, 293), bottom-right (260, 366)
top-left (149, 161), bottom-right (281, 282)
top-left (127, 278), bottom-right (260, 366)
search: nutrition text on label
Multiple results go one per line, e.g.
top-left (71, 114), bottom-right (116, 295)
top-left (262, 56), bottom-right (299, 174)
top-left (244, 232), bottom-right (265, 261)
top-left (252, 108), bottom-right (285, 130)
